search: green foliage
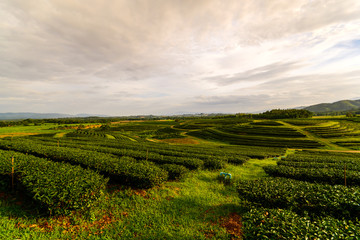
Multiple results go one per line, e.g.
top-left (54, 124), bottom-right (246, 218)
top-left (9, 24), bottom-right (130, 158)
top-left (37, 133), bottom-right (283, 160)
top-left (305, 123), bottom-right (360, 138)
top-left (264, 165), bottom-right (360, 186)
top-left (283, 119), bottom-right (323, 126)
top-left (346, 112), bottom-right (355, 117)
top-left (250, 121), bottom-right (283, 126)
top-left (219, 124), bottom-right (306, 138)
top-left (242, 208), bottom-right (360, 239)
top-left (188, 128), bottom-right (324, 148)
top-left (177, 118), bottom-right (252, 130)
top-left (264, 151), bottom-right (360, 185)
top-left (106, 157), bottom-right (169, 189)
top-left (257, 109), bottom-right (313, 119)
top-left (159, 164), bottom-right (189, 180)
top-left (0, 139), bottom-right (168, 189)
top-left (28, 136), bottom-right (257, 169)
top-left (236, 178), bottom-right (360, 220)
top-left (99, 124), bottom-right (111, 131)
top-left (335, 140), bottom-right (360, 150)
top-left (225, 155), bottom-right (249, 165)
top-left (277, 159), bottom-right (360, 170)
top-left (61, 143), bottom-right (204, 170)
top-left (0, 150), bottom-right (107, 215)
top-left (66, 130), bottom-right (108, 138)
top-left (202, 157), bottom-right (226, 170)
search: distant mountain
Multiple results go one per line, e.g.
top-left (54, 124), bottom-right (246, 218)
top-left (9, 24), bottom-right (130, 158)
top-left (304, 99), bottom-right (360, 113)
top-left (0, 112), bottom-right (108, 120)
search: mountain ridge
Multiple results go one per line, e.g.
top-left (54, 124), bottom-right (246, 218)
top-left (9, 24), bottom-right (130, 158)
top-left (303, 99), bottom-right (360, 113)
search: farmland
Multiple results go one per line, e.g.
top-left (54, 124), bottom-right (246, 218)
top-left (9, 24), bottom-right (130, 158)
top-left (0, 115), bottom-right (360, 239)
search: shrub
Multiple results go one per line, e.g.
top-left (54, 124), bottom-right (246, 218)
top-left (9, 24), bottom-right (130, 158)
top-left (0, 140), bottom-right (168, 189)
top-left (242, 208), bottom-right (360, 239)
top-left (0, 150), bottom-right (107, 215)
top-left (202, 157), bottom-right (226, 170)
top-left (159, 164), bottom-right (189, 180)
top-left (226, 155), bottom-right (248, 165)
top-left (235, 178), bottom-right (360, 220)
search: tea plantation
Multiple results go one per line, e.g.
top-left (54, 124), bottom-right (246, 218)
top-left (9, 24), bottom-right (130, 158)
top-left (0, 115), bottom-right (359, 239)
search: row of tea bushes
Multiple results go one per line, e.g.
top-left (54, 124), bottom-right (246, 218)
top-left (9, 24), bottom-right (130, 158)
top-left (242, 208), bottom-right (359, 239)
top-left (282, 119), bottom-right (323, 126)
top-left (265, 151), bottom-right (360, 186)
top-left (236, 178), bottom-right (360, 220)
top-left (31, 134), bottom-right (281, 161)
top-left (187, 128), bottom-right (324, 148)
top-left (0, 139), bottom-right (168, 189)
top-left (263, 165), bottom-right (360, 186)
top-left (21, 138), bottom-right (206, 170)
top-left (285, 151), bottom-right (360, 163)
top-left (28, 138), bottom-right (229, 170)
top-left (305, 125), bottom-right (360, 138)
top-left (61, 144), bottom-right (204, 170)
top-left (159, 164), bottom-right (189, 180)
top-left (219, 125), bottom-right (306, 138)
top-left (277, 159), bottom-right (360, 170)
top-left (0, 149), bottom-right (107, 215)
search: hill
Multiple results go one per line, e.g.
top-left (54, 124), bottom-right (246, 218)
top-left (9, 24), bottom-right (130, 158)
top-left (304, 99), bottom-right (360, 113)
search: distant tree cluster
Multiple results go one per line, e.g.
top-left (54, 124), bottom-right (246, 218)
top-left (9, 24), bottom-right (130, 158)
top-left (0, 121), bottom-right (11, 127)
top-left (0, 119), bottom-right (43, 127)
top-left (346, 112), bottom-right (355, 118)
top-left (256, 109), bottom-right (313, 119)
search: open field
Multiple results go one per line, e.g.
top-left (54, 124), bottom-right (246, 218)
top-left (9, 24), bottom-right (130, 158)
top-left (0, 123), bottom-right (102, 138)
top-left (0, 116), bottom-right (360, 239)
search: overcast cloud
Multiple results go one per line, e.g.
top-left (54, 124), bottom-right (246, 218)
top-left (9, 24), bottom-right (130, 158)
top-left (1, 0), bottom-right (360, 115)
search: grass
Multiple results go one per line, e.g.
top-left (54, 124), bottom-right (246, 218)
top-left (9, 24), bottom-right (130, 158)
top-left (0, 158), bottom-right (275, 239)
top-left (0, 123), bottom-right (96, 138)
top-left (105, 134), bottom-right (116, 140)
top-left (0, 125), bottom-right (53, 138)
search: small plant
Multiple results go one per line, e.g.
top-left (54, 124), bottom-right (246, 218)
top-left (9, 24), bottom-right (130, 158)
top-left (159, 164), bottom-right (189, 180)
top-left (218, 172), bottom-right (232, 185)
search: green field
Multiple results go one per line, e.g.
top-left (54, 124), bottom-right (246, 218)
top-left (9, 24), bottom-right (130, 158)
top-left (0, 116), bottom-right (360, 239)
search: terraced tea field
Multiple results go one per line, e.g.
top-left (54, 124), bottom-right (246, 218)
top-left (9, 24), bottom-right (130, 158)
top-left (0, 116), bottom-right (359, 239)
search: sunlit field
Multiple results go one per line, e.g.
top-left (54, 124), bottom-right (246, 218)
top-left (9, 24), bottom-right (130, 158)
top-left (1, 115), bottom-right (359, 239)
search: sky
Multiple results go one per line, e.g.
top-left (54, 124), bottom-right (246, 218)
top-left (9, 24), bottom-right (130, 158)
top-left (1, 0), bottom-right (360, 116)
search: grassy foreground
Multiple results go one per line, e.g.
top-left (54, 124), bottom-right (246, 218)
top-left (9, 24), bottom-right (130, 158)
top-left (0, 158), bottom-right (275, 239)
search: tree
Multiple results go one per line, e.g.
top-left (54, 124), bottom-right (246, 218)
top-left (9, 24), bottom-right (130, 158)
top-left (77, 124), bottom-right (86, 130)
top-left (346, 112), bottom-right (355, 118)
top-left (100, 124), bottom-right (111, 131)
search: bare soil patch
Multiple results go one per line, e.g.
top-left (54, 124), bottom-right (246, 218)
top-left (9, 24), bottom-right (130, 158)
top-left (220, 212), bottom-right (242, 239)
top-left (159, 138), bottom-right (199, 144)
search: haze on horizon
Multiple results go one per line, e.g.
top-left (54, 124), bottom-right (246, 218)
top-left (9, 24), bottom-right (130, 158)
top-left (1, 0), bottom-right (360, 116)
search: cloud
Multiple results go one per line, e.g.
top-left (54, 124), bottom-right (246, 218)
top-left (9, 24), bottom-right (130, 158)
top-left (204, 62), bottom-right (303, 86)
top-left (193, 94), bottom-right (270, 107)
top-left (1, 0), bottom-right (360, 114)
top-left (258, 69), bottom-right (360, 89)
